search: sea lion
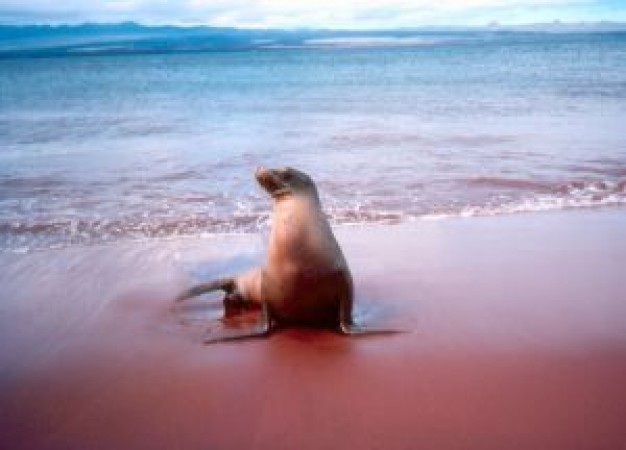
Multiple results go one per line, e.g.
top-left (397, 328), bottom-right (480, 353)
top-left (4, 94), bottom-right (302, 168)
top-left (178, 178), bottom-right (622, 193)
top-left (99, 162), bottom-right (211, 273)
top-left (176, 166), bottom-right (391, 343)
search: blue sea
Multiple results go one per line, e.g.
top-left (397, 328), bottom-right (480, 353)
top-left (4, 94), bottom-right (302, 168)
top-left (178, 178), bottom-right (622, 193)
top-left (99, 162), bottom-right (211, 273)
top-left (1, 32), bottom-right (625, 252)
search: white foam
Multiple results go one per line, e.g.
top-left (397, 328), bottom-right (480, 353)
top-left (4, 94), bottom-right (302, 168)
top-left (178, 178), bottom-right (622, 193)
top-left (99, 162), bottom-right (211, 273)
top-left (419, 183), bottom-right (626, 221)
top-left (2, 177), bottom-right (625, 254)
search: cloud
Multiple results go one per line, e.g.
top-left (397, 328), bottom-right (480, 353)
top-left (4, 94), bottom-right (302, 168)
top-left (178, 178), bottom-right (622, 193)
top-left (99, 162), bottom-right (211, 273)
top-left (0, 0), bottom-right (623, 27)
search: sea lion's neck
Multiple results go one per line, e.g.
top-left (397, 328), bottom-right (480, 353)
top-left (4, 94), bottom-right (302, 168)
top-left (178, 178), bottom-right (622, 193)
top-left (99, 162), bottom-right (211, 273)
top-left (272, 190), bottom-right (320, 207)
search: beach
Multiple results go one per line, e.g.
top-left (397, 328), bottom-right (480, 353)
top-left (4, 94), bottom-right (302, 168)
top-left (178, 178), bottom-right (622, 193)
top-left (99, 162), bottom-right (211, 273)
top-left (1, 30), bottom-right (625, 449)
top-left (1, 208), bottom-right (625, 449)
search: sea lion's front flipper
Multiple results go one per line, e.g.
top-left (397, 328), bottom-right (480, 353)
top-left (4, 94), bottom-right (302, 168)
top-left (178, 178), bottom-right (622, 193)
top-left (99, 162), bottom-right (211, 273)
top-left (339, 322), bottom-right (405, 336)
top-left (175, 277), bottom-right (236, 302)
top-left (338, 295), bottom-right (406, 336)
top-left (203, 302), bottom-right (272, 344)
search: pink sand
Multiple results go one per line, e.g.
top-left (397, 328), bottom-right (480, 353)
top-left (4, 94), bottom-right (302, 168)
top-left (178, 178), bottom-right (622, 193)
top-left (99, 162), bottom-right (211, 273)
top-left (1, 209), bottom-right (625, 449)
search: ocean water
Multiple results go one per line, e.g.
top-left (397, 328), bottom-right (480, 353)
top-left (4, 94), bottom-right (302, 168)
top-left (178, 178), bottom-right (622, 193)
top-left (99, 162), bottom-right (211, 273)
top-left (1, 32), bottom-right (626, 252)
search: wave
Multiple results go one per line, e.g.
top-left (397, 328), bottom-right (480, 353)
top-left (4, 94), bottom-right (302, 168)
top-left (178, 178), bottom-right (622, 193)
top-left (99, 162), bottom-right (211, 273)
top-left (301, 37), bottom-right (456, 49)
top-left (464, 176), bottom-right (555, 191)
top-left (463, 175), bottom-right (626, 193)
top-left (0, 214), bottom-right (270, 253)
top-left (2, 176), bottom-right (624, 254)
top-left (325, 178), bottom-right (626, 223)
top-left (422, 178), bottom-right (626, 219)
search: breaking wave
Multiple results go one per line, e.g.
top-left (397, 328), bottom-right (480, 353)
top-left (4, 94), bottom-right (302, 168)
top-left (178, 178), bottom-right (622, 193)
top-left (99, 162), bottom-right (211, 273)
top-left (2, 176), bottom-right (624, 254)
top-left (423, 178), bottom-right (626, 220)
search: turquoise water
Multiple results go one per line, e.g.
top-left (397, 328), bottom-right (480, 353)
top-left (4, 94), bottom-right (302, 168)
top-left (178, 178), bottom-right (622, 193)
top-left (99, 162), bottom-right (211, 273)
top-left (1, 33), bottom-right (626, 251)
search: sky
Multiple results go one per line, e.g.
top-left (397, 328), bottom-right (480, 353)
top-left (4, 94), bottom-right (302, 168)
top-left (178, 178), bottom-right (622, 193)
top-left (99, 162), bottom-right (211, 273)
top-left (0, 0), bottom-right (625, 28)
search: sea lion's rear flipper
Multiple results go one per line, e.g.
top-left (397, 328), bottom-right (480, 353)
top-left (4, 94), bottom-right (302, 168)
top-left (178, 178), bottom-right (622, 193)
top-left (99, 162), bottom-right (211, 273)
top-left (203, 302), bottom-right (273, 344)
top-left (175, 277), bottom-right (236, 302)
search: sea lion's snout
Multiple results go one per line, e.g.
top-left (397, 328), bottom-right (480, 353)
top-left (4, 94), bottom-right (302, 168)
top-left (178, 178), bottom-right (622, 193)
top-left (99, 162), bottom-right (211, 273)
top-left (255, 166), bottom-right (273, 186)
top-left (255, 166), bottom-right (317, 199)
top-left (254, 166), bottom-right (268, 179)
top-left (255, 167), bottom-right (285, 197)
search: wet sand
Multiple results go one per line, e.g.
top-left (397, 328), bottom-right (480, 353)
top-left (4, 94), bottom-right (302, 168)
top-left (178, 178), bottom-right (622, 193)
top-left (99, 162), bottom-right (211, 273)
top-left (1, 209), bottom-right (625, 449)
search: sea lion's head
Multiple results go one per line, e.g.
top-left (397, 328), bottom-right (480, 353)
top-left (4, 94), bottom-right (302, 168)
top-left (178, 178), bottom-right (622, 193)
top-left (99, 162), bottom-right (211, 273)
top-left (255, 167), bottom-right (318, 200)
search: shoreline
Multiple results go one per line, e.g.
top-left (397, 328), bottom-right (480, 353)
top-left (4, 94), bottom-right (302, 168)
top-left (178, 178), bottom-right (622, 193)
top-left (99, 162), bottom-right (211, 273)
top-left (4, 202), bottom-right (626, 256)
top-left (1, 207), bottom-right (625, 449)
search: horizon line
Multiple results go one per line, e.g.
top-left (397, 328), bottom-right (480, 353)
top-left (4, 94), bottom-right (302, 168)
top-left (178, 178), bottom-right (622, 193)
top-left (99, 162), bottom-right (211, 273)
top-left (2, 19), bottom-right (626, 31)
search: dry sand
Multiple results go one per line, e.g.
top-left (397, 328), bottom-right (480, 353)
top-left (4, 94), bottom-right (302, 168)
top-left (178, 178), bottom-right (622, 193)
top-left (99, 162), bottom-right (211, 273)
top-left (1, 209), bottom-right (625, 449)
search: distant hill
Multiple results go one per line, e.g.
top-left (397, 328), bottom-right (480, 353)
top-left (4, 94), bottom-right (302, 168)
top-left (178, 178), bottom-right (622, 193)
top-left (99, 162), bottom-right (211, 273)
top-left (1, 22), bottom-right (625, 58)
